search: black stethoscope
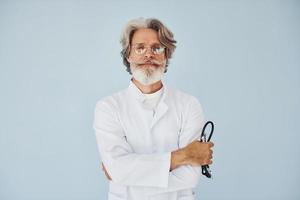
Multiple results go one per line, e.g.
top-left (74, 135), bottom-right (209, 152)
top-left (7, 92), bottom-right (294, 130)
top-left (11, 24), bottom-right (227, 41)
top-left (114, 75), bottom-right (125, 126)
top-left (200, 121), bottom-right (214, 178)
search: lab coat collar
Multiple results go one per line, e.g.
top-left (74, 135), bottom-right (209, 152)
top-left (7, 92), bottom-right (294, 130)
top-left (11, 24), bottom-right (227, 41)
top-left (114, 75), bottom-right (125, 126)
top-left (128, 79), bottom-right (167, 103)
top-left (128, 79), bottom-right (169, 129)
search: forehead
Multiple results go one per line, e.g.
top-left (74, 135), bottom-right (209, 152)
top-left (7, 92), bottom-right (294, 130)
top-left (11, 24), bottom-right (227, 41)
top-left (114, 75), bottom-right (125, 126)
top-left (131, 28), bottom-right (160, 45)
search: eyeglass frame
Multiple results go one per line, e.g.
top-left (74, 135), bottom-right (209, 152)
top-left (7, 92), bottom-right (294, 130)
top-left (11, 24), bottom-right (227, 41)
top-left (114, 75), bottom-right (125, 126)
top-left (130, 43), bottom-right (166, 55)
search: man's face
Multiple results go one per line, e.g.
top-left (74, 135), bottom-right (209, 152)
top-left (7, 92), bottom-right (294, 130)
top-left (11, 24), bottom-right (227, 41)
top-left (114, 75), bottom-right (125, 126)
top-left (127, 28), bottom-right (167, 85)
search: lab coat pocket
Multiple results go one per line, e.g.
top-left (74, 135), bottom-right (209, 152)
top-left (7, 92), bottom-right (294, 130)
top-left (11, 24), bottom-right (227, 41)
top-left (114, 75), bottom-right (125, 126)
top-left (177, 195), bottom-right (195, 200)
top-left (148, 192), bottom-right (177, 200)
top-left (177, 189), bottom-right (196, 200)
top-left (178, 196), bottom-right (195, 200)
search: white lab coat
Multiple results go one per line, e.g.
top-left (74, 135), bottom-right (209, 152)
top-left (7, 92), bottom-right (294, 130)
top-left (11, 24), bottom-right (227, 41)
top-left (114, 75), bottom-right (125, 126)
top-left (94, 80), bottom-right (205, 200)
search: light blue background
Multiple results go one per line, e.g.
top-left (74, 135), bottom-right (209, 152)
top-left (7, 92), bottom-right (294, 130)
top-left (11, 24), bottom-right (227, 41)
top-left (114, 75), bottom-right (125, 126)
top-left (1, 0), bottom-right (299, 199)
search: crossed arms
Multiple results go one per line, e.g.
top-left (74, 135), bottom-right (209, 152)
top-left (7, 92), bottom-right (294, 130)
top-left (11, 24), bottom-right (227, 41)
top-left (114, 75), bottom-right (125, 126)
top-left (94, 97), bottom-right (213, 195)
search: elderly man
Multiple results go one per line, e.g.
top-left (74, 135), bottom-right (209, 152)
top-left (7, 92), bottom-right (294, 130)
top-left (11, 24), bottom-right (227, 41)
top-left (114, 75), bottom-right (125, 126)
top-left (94, 18), bottom-right (214, 200)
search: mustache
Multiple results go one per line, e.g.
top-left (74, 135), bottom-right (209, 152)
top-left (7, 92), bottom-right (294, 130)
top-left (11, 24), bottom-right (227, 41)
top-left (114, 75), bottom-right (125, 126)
top-left (136, 60), bottom-right (164, 67)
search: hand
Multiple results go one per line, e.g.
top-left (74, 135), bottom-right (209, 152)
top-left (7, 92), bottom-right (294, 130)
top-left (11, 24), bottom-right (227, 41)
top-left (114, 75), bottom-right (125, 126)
top-left (183, 141), bottom-right (214, 166)
top-left (101, 162), bottom-right (112, 181)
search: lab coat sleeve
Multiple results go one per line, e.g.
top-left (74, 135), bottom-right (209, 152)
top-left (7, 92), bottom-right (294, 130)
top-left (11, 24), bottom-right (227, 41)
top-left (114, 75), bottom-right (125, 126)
top-left (94, 100), bottom-right (171, 187)
top-left (145, 96), bottom-right (205, 196)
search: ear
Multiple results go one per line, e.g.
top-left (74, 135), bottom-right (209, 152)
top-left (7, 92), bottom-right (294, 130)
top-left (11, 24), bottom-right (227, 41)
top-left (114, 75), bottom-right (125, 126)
top-left (126, 56), bottom-right (132, 63)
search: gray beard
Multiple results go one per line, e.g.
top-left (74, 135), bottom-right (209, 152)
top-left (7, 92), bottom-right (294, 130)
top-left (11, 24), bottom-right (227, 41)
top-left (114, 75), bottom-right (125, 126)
top-left (130, 64), bottom-right (165, 86)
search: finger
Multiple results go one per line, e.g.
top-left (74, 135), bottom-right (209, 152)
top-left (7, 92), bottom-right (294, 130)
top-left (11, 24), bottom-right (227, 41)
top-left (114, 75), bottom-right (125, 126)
top-left (105, 171), bottom-right (112, 180)
top-left (103, 167), bottom-right (112, 181)
top-left (209, 150), bottom-right (213, 158)
top-left (204, 159), bottom-right (212, 165)
top-left (209, 142), bottom-right (214, 147)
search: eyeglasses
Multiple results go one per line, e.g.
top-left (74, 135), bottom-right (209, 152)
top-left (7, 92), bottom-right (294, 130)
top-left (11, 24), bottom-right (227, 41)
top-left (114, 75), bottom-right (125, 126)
top-left (131, 44), bottom-right (165, 55)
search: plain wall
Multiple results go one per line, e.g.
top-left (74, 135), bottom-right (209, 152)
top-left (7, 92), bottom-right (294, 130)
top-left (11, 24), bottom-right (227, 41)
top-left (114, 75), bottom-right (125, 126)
top-left (0, 0), bottom-right (299, 199)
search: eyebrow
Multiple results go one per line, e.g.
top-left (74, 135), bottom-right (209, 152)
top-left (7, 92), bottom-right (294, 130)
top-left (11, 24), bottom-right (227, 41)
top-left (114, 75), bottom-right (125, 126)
top-left (132, 42), bottom-right (161, 46)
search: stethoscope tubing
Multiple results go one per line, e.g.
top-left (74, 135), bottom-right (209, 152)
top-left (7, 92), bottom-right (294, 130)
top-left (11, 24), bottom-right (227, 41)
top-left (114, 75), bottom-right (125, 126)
top-left (200, 121), bottom-right (214, 178)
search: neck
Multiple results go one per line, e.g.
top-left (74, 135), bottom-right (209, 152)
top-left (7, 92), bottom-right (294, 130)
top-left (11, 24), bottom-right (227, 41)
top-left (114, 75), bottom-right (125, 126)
top-left (132, 78), bottom-right (163, 94)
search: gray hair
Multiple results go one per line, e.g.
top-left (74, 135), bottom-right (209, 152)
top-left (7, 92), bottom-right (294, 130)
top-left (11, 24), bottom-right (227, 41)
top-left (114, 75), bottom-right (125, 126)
top-left (120, 18), bottom-right (177, 74)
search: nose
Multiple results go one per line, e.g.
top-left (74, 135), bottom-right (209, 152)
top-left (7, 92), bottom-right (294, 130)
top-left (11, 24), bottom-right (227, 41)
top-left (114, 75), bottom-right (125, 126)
top-left (144, 47), bottom-right (154, 59)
